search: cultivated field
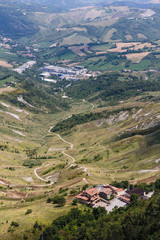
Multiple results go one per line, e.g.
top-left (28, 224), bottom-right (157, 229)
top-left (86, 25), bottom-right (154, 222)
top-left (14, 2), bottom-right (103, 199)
top-left (108, 42), bottom-right (154, 53)
top-left (0, 61), bottom-right (13, 68)
top-left (126, 52), bottom-right (150, 63)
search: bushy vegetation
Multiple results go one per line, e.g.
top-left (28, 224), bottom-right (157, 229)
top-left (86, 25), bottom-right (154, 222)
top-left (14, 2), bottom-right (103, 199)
top-left (22, 159), bottom-right (42, 168)
top-left (47, 195), bottom-right (66, 206)
top-left (41, 191), bottom-right (160, 240)
top-left (52, 106), bottom-right (134, 133)
top-left (112, 179), bottom-right (160, 193)
top-left (112, 11), bottom-right (160, 41)
top-left (66, 72), bottom-right (160, 102)
top-left (1, 76), bottom-right (70, 113)
top-left (25, 209), bottom-right (32, 215)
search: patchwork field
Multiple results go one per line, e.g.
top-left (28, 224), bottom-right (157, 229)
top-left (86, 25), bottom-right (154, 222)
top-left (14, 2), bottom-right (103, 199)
top-left (108, 42), bottom-right (155, 53)
top-left (69, 45), bottom-right (91, 56)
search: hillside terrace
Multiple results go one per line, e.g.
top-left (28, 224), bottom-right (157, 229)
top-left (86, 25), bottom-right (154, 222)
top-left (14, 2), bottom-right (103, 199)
top-left (76, 185), bottom-right (154, 213)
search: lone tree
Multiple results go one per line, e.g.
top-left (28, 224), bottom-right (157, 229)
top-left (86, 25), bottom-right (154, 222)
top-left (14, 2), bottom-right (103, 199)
top-left (52, 195), bottom-right (66, 206)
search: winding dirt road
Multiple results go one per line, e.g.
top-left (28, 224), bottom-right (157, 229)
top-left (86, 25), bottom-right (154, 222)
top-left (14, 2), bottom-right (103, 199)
top-left (0, 125), bottom-right (90, 190)
top-left (33, 127), bottom-right (76, 185)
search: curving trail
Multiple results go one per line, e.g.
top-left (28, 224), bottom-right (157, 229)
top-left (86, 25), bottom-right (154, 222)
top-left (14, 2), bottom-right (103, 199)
top-left (91, 103), bottom-right (95, 110)
top-left (55, 133), bottom-right (73, 150)
top-left (48, 128), bottom-right (75, 162)
top-left (33, 127), bottom-right (76, 185)
top-left (34, 166), bottom-right (50, 182)
top-left (62, 151), bottom-right (75, 164)
top-left (0, 126), bottom-right (88, 189)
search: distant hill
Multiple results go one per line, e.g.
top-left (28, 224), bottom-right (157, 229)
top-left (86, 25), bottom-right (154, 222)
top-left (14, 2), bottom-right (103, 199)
top-left (0, 4), bottom-right (39, 38)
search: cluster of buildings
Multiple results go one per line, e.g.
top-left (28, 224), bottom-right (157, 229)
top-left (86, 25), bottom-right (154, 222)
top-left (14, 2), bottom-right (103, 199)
top-left (13, 61), bottom-right (36, 74)
top-left (39, 64), bottom-right (93, 81)
top-left (76, 184), bottom-right (152, 213)
top-left (16, 50), bottom-right (34, 58)
top-left (0, 36), bottom-right (12, 50)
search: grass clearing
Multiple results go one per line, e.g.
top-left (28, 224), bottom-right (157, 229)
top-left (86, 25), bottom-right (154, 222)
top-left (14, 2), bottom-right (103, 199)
top-left (60, 34), bottom-right (92, 46)
top-left (0, 61), bottom-right (12, 68)
top-left (102, 28), bottom-right (117, 42)
top-left (126, 52), bottom-right (150, 63)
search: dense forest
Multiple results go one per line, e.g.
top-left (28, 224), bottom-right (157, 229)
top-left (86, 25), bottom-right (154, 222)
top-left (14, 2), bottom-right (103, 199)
top-left (66, 73), bottom-right (160, 102)
top-left (41, 179), bottom-right (160, 240)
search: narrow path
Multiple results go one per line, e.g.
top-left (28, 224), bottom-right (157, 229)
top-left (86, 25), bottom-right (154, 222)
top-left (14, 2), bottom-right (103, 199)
top-left (91, 103), bottom-right (95, 110)
top-left (33, 127), bottom-right (76, 185)
top-left (55, 133), bottom-right (73, 150)
top-left (48, 128), bottom-right (75, 162)
top-left (33, 162), bottom-right (60, 186)
top-left (0, 126), bottom-right (87, 188)
top-left (83, 178), bottom-right (89, 184)
top-left (62, 151), bottom-right (75, 164)
top-left (34, 167), bottom-right (49, 182)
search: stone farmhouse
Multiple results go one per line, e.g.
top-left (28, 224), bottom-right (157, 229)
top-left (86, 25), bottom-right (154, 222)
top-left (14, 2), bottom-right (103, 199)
top-left (76, 188), bottom-right (100, 207)
top-left (75, 184), bottom-right (151, 212)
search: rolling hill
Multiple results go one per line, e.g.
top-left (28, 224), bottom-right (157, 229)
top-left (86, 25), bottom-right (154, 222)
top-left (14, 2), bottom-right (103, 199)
top-left (0, 3), bottom-right (38, 38)
top-left (0, 0), bottom-right (159, 239)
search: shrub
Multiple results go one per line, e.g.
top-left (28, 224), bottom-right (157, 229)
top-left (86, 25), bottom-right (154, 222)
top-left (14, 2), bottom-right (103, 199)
top-left (72, 198), bottom-right (78, 205)
top-left (52, 195), bottom-right (66, 206)
top-left (25, 209), bottom-right (32, 215)
top-left (82, 184), bottom-right (89, 191)
top-left (11, 221), bottom-right (19, 227)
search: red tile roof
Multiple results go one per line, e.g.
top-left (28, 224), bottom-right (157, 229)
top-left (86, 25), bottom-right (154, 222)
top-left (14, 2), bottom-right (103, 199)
top-left (76, 194), bottom-right (88, 201)
top-left (100, 188), bottom-right (112, 195)
top-left (119, 195), bottom-right (130, 203)
top-left (84, 188), bottom-right (98, 197)
top-left (110, 186), bottom-right (119, 191)
top-left (116, 188), bottom-right (124, 193)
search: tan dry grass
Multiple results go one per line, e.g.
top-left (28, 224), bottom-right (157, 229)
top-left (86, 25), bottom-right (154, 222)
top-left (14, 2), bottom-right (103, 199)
top-left (84, 9), bottom-right (105, 20)
top-left (108, 42), bottom-right (139, 52)
top-left (137, 33), bottom-right (147, 39)
top-left (0, 87), bottom-right (15, 94)
top-left (95, 51), bottom-right (107, 55)
top-left (126, 52), bottom-right (150, 63)
top-left (0, 60), bottom-right (13, 68)
top-left (134, 43), bottom-right (152, 50)
top-left (102, 28), bottom-right (117, 42)
top-left (108, 42), bottom-right (154, 53)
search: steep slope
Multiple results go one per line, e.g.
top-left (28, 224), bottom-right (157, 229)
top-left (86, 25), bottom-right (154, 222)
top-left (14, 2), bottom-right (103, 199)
top-left (42, 191), bottom-right (160, 240)
top-left (51, 97), bottom-right (160, 184)
top-left (0, 3), bottom-right (39, 38)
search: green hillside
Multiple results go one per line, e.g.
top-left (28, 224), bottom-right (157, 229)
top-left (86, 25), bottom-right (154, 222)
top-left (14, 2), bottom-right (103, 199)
top-left (0, 5), bottom-right (38, 39)
top-left (42, 188), bottom-right (160, 240)
top-left (0, 0), bottom-right (159, 239)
